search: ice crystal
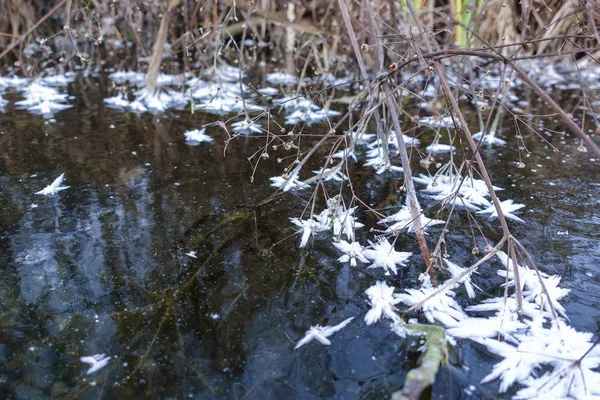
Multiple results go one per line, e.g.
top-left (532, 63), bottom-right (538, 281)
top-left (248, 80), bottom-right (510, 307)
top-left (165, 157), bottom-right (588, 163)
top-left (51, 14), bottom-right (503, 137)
top-left (312, 167), bottom-right (348, 182)
top-left (313, 198), bottom-right (363, 241)
top-left (395, 282), bottom-right (466, 327)
top-left (472, 131), bottom-right (507, 146)
top-left (15, 82), bottom-right (72, 117)
top-left (266, 72), bottom-right (298, 85)
top-left (332, 240), bottom-right (369, 267)
top-left (275, 95), bottom-right (341, 125)
top-left (477, 199), bottom-right (525, 222)
top-left (445, 259), bottom-right (479, 298)
top-left (232, 119), bottom-right (262, 134)
top-left (184, 128), bottom-right (213, 144)
top-left (80, 354), bottom-right (111, 375)
top-left (378, 202), bottom-right (444, 234)
top-left (363, 239), bottom-right (411, 275)
top-left (332, 148), bottom-right (358, 162)
top-left (269, 173), bottom-right (309, 192)
top-left (446, 312), bottom-right (527, 343)
top-left (294, 317), bottom-right (354, 349)
top-left (364, 148), bottom-right (403, 174)
top-left (496, 251), bottom-right (570, 317)
top-left (413, 173), bottom-right (501, 210)
top-left (419, 115), bottom-right (458, 128)
top-left (35, 173), bottom-right (70, 195)
top-left (364, 281), bottom-right (402, 325)
top-left (290, 217), bottom-right (329, 248)
top-left (425, 143), bottom-right (456, 153)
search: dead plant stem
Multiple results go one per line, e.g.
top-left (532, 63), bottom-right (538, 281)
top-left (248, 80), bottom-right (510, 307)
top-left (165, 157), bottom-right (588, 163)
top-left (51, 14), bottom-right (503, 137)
top-left (146, 0), bottom-right (182, 94)
top-left (456, 22), bottom-right (600, 157)
top-left (0, 0), bottom-right (69, 62)
top-left (383, 81), bottom-right (434, 278)
top-left (403, 0), bottom-right (513, 238)
top-left (342, 0), bottom-right (434, 278)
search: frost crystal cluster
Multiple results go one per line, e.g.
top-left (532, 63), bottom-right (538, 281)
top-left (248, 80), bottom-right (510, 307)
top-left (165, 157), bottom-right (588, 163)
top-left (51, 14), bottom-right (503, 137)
top-left (277, 90), bottom-right (595, 399)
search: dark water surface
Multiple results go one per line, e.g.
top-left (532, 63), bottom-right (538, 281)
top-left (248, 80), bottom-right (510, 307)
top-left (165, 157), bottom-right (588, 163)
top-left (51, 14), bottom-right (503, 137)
top-left (0, 75), bottom-right (599, 399)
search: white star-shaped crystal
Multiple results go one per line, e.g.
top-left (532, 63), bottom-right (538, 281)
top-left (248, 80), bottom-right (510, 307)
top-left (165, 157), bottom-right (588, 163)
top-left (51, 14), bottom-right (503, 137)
top-left (364, 148), bottom-right (403, 174)
top-left (35, 173), bottom-right (70, 195)
top-left (472, 131), bottom-right (507, 146)
top-left (312, 167), bottom-right (348, 182)
top-left (332, 240), bottom-right (369, 267)
top-left (332, 208), bottom-right (364, 241)
top-left (445, 259), bottom-right (479, 298)
top-left (80, 354), bottom-right (111, 375)
top-left (332, 147), bottom-right (358, 162)
top-left (184, 128), bottom-right (213, 144)
top-left (270, 172), bottom-right (309, 192)
top-left (294, 317), bottom-right (354, 349)
top-left (477, 199), bottom-right (525, 222)
top-left (419, 115), bottom-right (458, 128)
top-left (364, 281), bottom-right (402, 325)
top-left (363, 239), bottom-right (411, 275)
top-left (232, 118), bottom-right (262, 134)
top-left (395, 280), bottom-right (466, 327)
top-left (185, 251), bottom-right (198, 259)
top-left (379, 203), bottom-right (444, 234)
top-left (425, 143), bottom-right (456, 153)
top-left (290, 217), bottom-right (329, 248)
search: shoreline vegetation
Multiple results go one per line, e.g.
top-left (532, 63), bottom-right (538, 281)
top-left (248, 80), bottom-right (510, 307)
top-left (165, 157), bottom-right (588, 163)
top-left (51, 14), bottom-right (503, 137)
top-left (2, 0), bottom-right (600, 399)
top-left (1, 1), bottom-right (599, 78)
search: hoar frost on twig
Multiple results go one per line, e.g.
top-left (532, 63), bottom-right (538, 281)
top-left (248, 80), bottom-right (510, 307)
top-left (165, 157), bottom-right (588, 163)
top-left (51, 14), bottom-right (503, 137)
top-left (271, 66), bottom-right (588, 399)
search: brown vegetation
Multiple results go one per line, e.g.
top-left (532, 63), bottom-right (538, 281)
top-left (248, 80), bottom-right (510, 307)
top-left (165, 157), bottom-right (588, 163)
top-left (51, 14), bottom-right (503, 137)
top-left (0, 0), bottom-right (597, 77)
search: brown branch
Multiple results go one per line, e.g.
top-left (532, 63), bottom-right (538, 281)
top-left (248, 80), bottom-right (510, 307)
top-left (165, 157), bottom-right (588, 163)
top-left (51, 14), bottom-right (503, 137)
top-left (510, 62), bottom-right (600, 156)
top-left (339, 0), bottom-right (434, 279)
top-left (405, 5), bottom-right (514, 238)
top-left (383, 81), bottom-right (434, 280)
top-left (453, 23), bottom-right (600, 157)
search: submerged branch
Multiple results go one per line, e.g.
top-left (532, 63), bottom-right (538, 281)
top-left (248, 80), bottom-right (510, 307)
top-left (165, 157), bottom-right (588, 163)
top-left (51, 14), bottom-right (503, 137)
top-left (392, 322), bottom-right (448, 400)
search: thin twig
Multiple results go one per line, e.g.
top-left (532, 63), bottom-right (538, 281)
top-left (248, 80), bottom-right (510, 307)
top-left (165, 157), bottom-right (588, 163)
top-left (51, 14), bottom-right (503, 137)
top-left (0, 0), bottom-right (69, 61)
